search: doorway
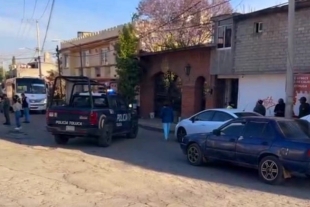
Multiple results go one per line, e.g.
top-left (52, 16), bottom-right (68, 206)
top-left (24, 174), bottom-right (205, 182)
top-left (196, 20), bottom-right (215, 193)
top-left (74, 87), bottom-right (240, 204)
top-left (230, 79), bottom-right (239, 108)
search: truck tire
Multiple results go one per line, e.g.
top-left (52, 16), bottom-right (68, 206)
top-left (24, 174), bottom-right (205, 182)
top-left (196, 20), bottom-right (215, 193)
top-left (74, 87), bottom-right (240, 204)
top-left (97, 123), bottom-right (113, 147)
top-left (126, 121), bottom-right (138, 139)
top-left (54, 135), bottom-right (69, 145)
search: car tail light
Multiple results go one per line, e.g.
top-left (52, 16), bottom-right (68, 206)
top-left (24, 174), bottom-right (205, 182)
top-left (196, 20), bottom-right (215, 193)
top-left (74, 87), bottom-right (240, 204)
top-left (89, 112), bottom-right (98, 125)
top-left (307, 149), bottom-right (310, 157)
top-left (48, 111), bottom-right (57, 117)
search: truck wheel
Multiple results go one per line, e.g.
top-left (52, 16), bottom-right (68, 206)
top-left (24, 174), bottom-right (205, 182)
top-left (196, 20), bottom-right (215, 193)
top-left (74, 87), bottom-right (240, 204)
top-left (98, 124), bottom-right (113, 147)
top-left (54, 135), bottom-right (69, 145)
top-left (126, 122), bottom-right (138, 139)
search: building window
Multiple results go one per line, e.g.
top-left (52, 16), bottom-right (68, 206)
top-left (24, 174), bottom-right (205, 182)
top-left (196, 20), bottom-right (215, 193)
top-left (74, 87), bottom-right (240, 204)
top-left (84, 50), bottom-right (90, 66)
top-left (254, 22), bottom-right (263, 33)
top-left (217, 25), bottom-right (232, 49)
top-left (95, 67), bottom-right (101, 77)
top-left (64, 55), bottom-right (69, 68)
top-left (101, 48), bottom-right (108, 65)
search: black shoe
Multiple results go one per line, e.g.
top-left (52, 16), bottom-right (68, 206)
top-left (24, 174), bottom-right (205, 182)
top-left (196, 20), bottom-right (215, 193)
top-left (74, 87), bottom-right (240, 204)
top-left (3, 123), bottom-right (10, 125)
top-left (23, 121), bottom-right (30, 123)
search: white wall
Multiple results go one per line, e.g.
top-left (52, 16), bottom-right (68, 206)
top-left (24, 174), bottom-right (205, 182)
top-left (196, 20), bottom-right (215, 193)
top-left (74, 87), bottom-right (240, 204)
top-left (238, 74), bottom-right (286, 116)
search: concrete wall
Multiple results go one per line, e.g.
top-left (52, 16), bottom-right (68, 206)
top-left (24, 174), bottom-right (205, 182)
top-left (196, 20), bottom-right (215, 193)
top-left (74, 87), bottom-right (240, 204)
top-left (234, 7), bottom-right (310, 74)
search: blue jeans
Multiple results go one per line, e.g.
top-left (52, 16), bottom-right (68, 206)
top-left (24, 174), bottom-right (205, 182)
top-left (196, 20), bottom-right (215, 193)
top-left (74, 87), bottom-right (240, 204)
top-left (15, 111), bottom-right (21, 128)
top-left (23, 108), bottom-right (30, 122)
top-left (162, 123), bottom-right (171, 140)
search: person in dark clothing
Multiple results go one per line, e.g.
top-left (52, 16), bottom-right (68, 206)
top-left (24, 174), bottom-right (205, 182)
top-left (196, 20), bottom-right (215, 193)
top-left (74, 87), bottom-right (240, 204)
top-left (2, 94), bottom-right (10, 125)
top-left (274, 98), bottom-right (285, 117)
top-left (160, 102), bottom-right (174, 141)
top-left (298, 97), bottom-right (310, 118)
top-left (21, 93), bottom-right (30, 123)
top-left (253, 99), bottom-right (266, 116)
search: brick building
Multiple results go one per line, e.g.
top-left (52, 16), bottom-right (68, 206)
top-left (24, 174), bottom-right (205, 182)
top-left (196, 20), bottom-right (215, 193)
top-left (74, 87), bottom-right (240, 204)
top-left (139, 45), bottom-right (222, 118)
top-left (210, 0), bottom-right (310, 116)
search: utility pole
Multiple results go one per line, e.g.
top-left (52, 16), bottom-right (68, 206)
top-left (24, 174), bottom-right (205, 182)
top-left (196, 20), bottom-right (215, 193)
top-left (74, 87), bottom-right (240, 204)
top-left (36, 20), bottom-right (42, 78)
top-left (55, 45), bottom-right (61, 75)
top-left (285, 0), bottom-right (295, 118)
top-left (79, 48), bottom-right (83, 76)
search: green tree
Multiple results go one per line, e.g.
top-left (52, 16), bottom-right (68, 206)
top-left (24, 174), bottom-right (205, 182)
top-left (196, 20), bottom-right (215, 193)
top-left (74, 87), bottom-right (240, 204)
top-left (114, 23), bottom-right (140, 104)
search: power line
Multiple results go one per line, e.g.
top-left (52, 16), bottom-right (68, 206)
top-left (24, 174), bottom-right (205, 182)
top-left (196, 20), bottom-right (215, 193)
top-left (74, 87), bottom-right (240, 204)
top-left (41, 0), bottom-right (56, 52)
top-left (16, 0), bottom-right (27, 37)
top-left (38, 0), bottom-right (51, 20)
top-left (30, 0), bottom-right (38, 19)
top-left (139, 1), bottom-right (202, 39)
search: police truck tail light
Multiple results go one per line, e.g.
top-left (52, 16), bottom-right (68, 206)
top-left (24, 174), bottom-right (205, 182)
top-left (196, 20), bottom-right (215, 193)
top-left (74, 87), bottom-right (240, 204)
top-left (89, 112), bottom-right (98, 125)
top-left (48, 111), bottom-right (57, 117)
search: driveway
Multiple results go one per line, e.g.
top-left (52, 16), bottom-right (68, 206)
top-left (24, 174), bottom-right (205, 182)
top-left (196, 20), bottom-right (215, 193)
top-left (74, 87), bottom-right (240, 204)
top-left (0, 114), bottom-right (308, 206)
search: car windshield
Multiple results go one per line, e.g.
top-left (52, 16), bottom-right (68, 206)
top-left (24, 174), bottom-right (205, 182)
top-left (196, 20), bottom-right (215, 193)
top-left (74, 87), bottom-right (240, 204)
top-left (71, 96), bottom-right (109, 108)
top-left (277, 120), bottom-right (310, 139)
top-left (234, 112), bottom-right (260, 117)
top-left (16, 79), bottom-right (46, 94)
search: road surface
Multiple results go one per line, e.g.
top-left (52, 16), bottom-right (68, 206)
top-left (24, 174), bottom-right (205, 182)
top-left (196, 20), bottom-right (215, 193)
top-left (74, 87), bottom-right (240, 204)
top-left (0, 114), bottom-right (309, 207)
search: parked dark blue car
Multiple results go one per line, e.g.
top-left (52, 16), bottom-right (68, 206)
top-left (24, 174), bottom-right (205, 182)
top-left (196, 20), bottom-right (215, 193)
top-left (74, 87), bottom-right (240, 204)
top-left (180, 116), bottom-right (310, 185)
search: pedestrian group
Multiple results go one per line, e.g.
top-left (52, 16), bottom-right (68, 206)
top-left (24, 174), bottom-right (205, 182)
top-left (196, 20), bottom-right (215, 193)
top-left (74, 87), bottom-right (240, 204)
top-left (1, 93), bottom-right (30, 130)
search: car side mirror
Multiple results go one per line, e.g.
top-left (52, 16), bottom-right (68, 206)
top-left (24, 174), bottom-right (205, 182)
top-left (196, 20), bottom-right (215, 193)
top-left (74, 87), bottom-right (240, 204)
top-left (213, 129), bottom-right (221, 136)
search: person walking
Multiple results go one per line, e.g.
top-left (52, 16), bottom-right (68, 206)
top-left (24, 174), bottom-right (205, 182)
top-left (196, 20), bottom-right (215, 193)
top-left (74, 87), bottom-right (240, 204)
top-left (2, 94), bottom-right (11, 125)
top-left (298, 96), bottom-right (310, 118)
top-left (274, 98), bottom-right (285, 117)
top-left (21, 93), bottom-right (30, 123)
top-left (253, 99), bottom-right (266, 116)
top-left (12, 97), bottom-right (22, 130)
top-left (160, 102), bottom-right (174, 141)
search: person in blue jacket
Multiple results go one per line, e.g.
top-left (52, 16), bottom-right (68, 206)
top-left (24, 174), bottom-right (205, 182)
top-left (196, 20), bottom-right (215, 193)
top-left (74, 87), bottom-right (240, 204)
top-left (160, 101), bottom-right (174, 140)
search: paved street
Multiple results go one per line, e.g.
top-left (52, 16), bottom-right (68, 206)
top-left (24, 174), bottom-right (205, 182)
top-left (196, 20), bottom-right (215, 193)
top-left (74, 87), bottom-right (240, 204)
top-left (0, 114), bottom-right (309, 207)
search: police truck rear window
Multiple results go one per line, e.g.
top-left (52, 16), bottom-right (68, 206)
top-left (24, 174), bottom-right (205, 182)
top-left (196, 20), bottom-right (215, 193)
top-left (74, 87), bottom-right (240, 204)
top-left (72, 96), bottom-right (108, 108)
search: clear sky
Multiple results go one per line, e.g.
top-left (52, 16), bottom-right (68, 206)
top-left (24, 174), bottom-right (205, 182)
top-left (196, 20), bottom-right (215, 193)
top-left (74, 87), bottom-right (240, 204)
top-left (0, 0), bottom-right (286, 66)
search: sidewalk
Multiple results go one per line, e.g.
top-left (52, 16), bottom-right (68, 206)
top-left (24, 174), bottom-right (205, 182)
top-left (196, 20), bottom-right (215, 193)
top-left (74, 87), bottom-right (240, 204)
top-left (138, 118), bottom-right (176, 134)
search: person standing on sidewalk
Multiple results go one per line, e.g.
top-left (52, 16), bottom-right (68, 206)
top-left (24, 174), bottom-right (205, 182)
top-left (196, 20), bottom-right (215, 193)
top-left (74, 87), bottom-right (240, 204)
top-left (12, 97), bottom-right (22, 130)
top-left (2, 94), bottom-right (10, 125)
top-left (160, 101), bottom-right (174, 141)
top-left (21, 93), bottom-right (30, 123)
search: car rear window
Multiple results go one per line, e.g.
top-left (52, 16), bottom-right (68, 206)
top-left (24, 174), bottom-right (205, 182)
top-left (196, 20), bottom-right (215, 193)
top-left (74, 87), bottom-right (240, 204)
top-left (278, 120), bottom-right (310, 140)
top-left (234, 112), bottom-right (260, 117)
top-left (72, 96), bottom-right (109, 108)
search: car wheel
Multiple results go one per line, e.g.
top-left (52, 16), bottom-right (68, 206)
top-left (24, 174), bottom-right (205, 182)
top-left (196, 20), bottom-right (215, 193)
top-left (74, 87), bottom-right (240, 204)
top-left (98, 124), bottom-right (113, 147)
top-left (54, 135), bottom-right (69, 145)
top-left (177, 127), bottom-right (187, 142)
top-left (187, 143), bottom-right (203, 166)
top-left (41, 110), bottom-right (46, 114)
top-left (258, 156), bottom-right (284, 185)
top-left (305, 174), bottom-right (310, 178)
top-left (126, 121), bottom-right (139, 139)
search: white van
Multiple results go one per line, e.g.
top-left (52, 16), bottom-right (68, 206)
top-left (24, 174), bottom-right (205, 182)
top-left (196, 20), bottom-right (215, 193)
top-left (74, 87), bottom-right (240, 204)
top-left (3, 77), bottom-right (48, 113)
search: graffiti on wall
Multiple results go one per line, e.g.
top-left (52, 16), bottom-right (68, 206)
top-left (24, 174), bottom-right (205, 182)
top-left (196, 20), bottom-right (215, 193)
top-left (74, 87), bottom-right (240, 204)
top-left (262, 96), bottom-right (276, 109)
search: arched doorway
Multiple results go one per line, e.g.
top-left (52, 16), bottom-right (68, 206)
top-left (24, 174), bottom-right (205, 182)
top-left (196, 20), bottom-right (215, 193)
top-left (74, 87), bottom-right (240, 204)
top-left (195, 76), bottom-right (206, 113)
top-left (153, 71), bottom-right (182, 117)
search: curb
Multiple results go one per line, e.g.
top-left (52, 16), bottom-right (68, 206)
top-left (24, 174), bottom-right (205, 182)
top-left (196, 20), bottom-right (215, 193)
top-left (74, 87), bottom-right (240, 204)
top-left (138, 124), bottom-right (175, 134)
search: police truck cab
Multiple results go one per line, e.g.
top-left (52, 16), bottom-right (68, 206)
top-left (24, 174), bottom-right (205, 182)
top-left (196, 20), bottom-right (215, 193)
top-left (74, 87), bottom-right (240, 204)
top-left (46, 76), bottom-right (138, 147)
